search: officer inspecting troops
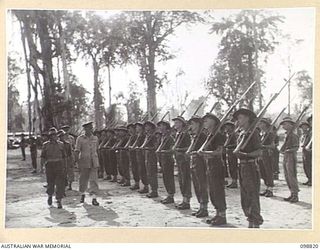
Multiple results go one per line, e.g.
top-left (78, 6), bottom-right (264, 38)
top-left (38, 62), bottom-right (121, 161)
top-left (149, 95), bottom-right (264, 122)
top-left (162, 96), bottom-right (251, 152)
top-left (74, 121), bottom-right (100, 206)
top-left (40, 127), bottom-right (66, 209)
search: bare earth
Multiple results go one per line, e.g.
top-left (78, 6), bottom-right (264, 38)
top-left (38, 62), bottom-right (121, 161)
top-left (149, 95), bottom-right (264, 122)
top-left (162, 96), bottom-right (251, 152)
top-left (5, 149), bottom-right (312, 229)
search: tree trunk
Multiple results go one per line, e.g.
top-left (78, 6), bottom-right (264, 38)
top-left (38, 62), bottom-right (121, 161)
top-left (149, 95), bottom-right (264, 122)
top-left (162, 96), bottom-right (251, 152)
top-left (37, 13), bottom-right (55, 130)
top-left (93, 58), bottom-right (103, 129)
top-left (107, 64), bottom-right (112, 107)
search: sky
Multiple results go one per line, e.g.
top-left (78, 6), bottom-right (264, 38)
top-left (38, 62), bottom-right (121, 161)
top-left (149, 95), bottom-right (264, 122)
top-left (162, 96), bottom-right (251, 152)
top-left (7, 7), bottom-right (315, 120)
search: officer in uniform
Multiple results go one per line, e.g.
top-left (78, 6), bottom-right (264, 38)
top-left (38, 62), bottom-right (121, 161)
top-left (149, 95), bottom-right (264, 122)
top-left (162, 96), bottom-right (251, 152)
top-left (140, 120), bottom-right (158, 198)
top-left (156, 120), bottom-right (175, 204)
top-left (233, 108), bottom-right (263, 228)
top-left (132, 122), bottom-right (149, 193)
top-left (74, 121), bottom-right (100, 206)
top-left (299, 120), bottom-right (312, 186)
top-left (198, 113), bottom-right (227, 226)
top-left (187, 115), bottom-right (209, 217)
top-left (258, 118), bottom-right (275, 197)
top-left (280, 117), bottom-right (300, 203)
top-left (222, 120), bottom-right (238, 188)
top-left (57, 130), bottom-right (74, 191)
top-left (40, 127), bottom-right (65, 209)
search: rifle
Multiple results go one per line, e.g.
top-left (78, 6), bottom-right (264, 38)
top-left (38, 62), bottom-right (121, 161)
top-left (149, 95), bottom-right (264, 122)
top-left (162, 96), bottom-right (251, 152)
top-left (234, 74), bottom-right (295, 153)
top-left (209, 101), bottom-right (219, 113)
top-left (160, 111), bottom-right (170, 121)
top-left (192, 92), bottom-right (210, 116)
top-left (261, 106), bottom-right (286, 145)
top-left (198, 81), bottom-right (258, 152)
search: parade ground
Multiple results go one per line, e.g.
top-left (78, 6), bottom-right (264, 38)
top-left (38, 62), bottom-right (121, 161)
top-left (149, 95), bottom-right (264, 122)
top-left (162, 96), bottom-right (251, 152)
top-left (5, 149), bottom-right (312, 229)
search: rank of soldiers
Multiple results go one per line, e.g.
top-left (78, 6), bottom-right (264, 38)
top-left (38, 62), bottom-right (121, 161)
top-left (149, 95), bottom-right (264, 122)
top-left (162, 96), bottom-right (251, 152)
top-left (38, 76), bottom-right (312, 229)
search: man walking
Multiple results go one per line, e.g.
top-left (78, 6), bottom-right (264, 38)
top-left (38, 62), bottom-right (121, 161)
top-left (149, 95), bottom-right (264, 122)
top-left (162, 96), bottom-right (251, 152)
top-left (74, 121), bottom-right (100, 206)
top-left (40, 127), bottom-right (65, 209)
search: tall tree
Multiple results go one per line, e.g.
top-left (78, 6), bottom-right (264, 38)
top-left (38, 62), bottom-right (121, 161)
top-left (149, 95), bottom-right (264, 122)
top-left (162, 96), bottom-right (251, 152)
top-left (208, 10), bottom-right (284, 111)
top-left (119, 11), bottom-right (203, 119)
top-left (295, 70), bottom-right (313, 106)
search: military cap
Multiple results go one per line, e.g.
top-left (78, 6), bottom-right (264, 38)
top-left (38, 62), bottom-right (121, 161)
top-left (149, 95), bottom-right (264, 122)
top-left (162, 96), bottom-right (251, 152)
top-left (57, 129), bottom-right (66, 137)
top-left (60, 125), bottom-right (70, 130)
top-left (307, 115), bottom-right (312, 124)
top-left (233, 108), bottom-right (257, 121)
top-left (157, 120), bottom-right (171, 129)
top-left (114, 125), bottom-right (128, 132)
top-left (299, 121), bottom-right (310, 128)
top-left (172, 116), bottom-right (186, 125)
top-left (221, 120), bottom-right (235, 129)
top-left (48, 127), bottom-right (58, 135)
top-left (188, 115), bottom-right (202, 124)
top-left (144, 121), bottom-right (156, 129)
top-left (82, 121), bottom-right (93, 128)
top-left (202, 113), bottom-right (221, 125)
top-left (135, 121), bottom-right (144, 127)
top-left (127, 123), bottom-right (136, 129)
top-left (279, 116), bottom-right (295, 126)
top-left (260, 117), bottom-right (272, 126)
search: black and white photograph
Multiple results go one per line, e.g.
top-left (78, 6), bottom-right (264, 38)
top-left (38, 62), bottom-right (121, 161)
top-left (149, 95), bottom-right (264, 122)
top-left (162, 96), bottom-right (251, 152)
top-left (5, 7), bottom-right (314, 230)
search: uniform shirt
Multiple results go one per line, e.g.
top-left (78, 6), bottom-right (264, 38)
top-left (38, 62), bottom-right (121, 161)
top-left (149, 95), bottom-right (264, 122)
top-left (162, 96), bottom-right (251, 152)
top-left (260, 131), bottom-right (275, 146)
top-left (174, 130), bottom-right (191, 152)
top-left (188, 132), bottom-right (207, 167)
top-left (301, 130), bottom-right (312, 148)
top-left (41, 139), bottom-right (65, 162)
top-left (103, 136), bottom-right (117, 148)
top-left (30, 140), bottom-right (37, 153)
top-left (75, 134), bottom-right (99, 169)
top-left (205, 132), bottom-right (225, 166)
top-left (62, 140), bottom-right (72, 157)
top-left (236, 129), bottom-right (261, 160)
top-left (134, 133), bottom-right (146, 148)
top-left (66, 134), bottom-right (75, 150)
top-left (280, 131), bottom-right (299, 152)
top-left (157, 134), bottom-right (174, 164)
top-left (143, 134), bottom-right (158, 167)
top-left (224, 132), bottom-right (237, 151)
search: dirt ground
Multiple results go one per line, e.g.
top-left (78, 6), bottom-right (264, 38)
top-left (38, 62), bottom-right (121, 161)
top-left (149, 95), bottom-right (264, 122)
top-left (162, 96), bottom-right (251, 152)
top-left (5, 149), bottom-right (312, 229)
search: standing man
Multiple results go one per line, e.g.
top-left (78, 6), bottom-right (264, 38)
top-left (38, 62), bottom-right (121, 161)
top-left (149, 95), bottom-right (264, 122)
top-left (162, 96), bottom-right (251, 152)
top-left (125, 123), bottom-right (139, 190)
top-left (299, 121), bottom-right (312, 186)
top-left (132, 122), bottom-right (149, 193)
top-left (280, 117), bottom-right (300, 203)
top-left (222, 120), bottom-right (238, 188)
top-left (258, 118), bottom-right (275, 197)
top-left (40, 127), bottom-right (65, 209)
top-left (272, 126), bottom-right (280, 180)
top-left (103, 129), bottom-right (118, 182)
top-left (115, 126), bottom-right (130, 186)
top-left (198, 113), bottom-right (227, 226)
top-left (74, 121), bottom-right (100, 206)
top-left (172, 116), bottom-right (192, 209)
top-left (187, 115), bottom-right (209, 217)
top-left (20, 133), bottom-right (26, 161)
top-left (157, 120), bottom-right (175, 204)
top-left (141, 121), bottom-right (159, 198)
top-left (30, 136), bottom-right (38, 174)
top-left (233, 108), bottom-right (263, 228)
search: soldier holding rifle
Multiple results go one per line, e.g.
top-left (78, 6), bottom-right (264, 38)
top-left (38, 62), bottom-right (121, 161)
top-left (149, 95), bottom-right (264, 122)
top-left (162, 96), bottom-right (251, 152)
top-left (172, 115), bottom-right (192, 210)
top-left (103, 128), bottom-right (118, 182)
top-left (187, 115), bottom-right (209, 217)
top-left (300, 116), bottom-right (312, 186)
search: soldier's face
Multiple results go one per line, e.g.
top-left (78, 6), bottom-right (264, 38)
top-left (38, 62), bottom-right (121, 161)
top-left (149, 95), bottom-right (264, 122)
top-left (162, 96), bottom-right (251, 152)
top-left (190, 121), bottom-right (201, 134)
top-left (282, 122), bottom-right (292, 131)
top-left (300, 125), bottom-right (309, 133)
top-left (158, 124), bottom-right (167, 134)
top-left (129, 127), bottom-right (136, 135)
top-left (174, 120), bottom-right (183, 130)
top-left (84, 125), bottom-right (93, 134)
top-left (258, 122), bottom-right (267, 131)
top-left (136, 125), bottom-right (143, 134)
top-left (203, 117), bottom-right (216, 130)
top-left (237, 114), bottom-right (250, 128)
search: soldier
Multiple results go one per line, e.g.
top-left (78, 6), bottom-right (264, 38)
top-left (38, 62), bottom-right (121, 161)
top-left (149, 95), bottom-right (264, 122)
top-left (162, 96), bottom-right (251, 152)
top-left (98, 129), bottom-right (109, 180)
top-left (74, 121), bottom-right (100, 206)
top-left (172, 116), bottom-right (192, 209)
top-left (187, 115), bottom-right (208, 217)
top-left (114, 126), bottom-right (130, 186)
top-left (103, 129), bottom-right (118, 182)
top-left (198, 113), bottom-right (227, 226)
top-left (125, 123), bottom-right (139, 190)
top-left (97, 129), bottom-right (106, 178)
top-left (258, 118), bottom-right (275, 197)
top-left (60, 125), bottom-right (76, 149)
top-left (222, 120), bottom-right (238, 188)
top-left (57, 130), bottom-right (74, 191)
top-left (140, 121), bottom-right (158, 198)
top-left (272, 126), bottom-right (280, 180)
top-left (156, 120), bottom-right (175, 204)
top-left (299, 120), bottom-right (312, 186)
top-left (20, 133), bottom-right (26, 161)
top-left (132, 122), bottom-right (149, 193)
top-left (233, 108), bottom-right (263, 228)
top-left (40, 127), bottom-right (65, 209)
top-left (30, 136), bottom-right (38, 174)
top-left (279, 117), bottom-right (300, 203)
